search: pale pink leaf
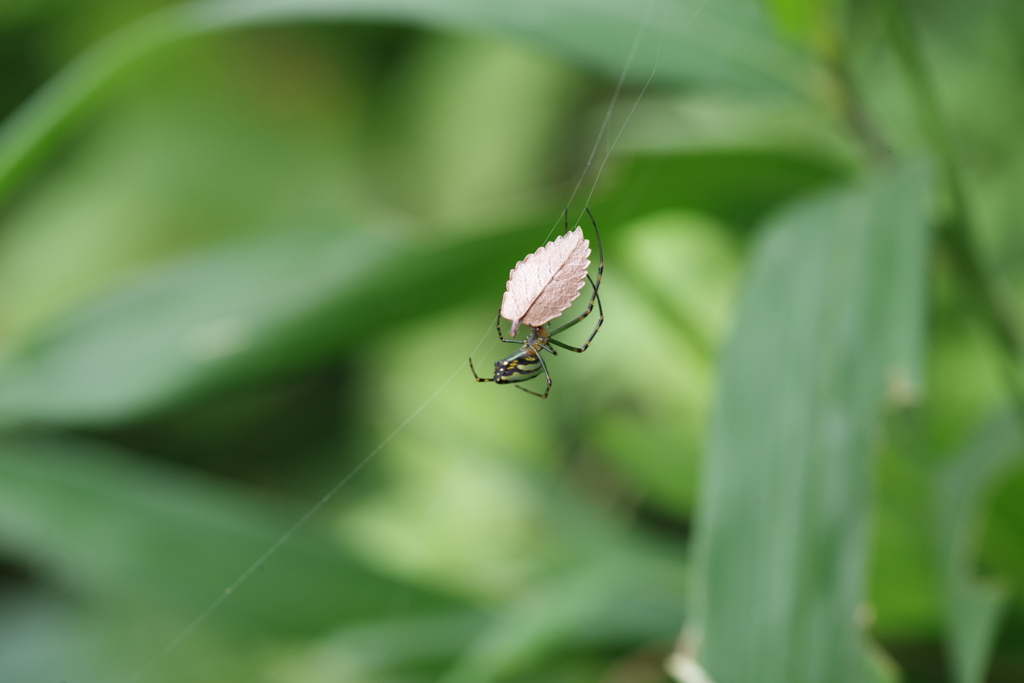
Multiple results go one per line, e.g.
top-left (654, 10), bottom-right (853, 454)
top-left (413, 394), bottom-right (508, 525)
top-left (500, 227), bottom-right (591, 336)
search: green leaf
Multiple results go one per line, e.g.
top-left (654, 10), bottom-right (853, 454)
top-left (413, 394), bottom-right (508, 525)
top-left (932, 412), bottom-right (1020, 683)
top-left (0, 0), bottom-right (808, 205)
top-left (0, 437), bottom-right (457, 681)
top-left (275, 612), bottom-right (488, 682)
top-left (594, 151), bottom-right (845, 229)
top-left (688, 163), bottom-right (932, 683)
top-left (438, 556), bottom-right (683, 683)
top-left (186, 0), bottom-right (806, 93)
top-left (435, 495), bottom-right (685, 683)
top-left (0, 227), bottom-right (393, 425)
top-left (616, 95), bottom-right (861, 168)
top-left (0, 436), bottom-right (451, 623)
top-left (0, 224), bottom-right (537, 427)
top-left (764, 0), bottom-right (833, 45)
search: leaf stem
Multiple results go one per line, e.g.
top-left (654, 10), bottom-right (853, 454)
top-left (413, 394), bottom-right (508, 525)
top-left (823, 49), bottom-right (890, 166)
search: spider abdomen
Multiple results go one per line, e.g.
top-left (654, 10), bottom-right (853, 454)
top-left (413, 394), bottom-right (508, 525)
top-left (494, 352), bottom-right (543, 384)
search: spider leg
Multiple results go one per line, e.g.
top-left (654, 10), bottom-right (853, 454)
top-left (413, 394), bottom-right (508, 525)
top-left (549, 283), bottom-right (603, 353)
top-left (468, 357), bottom-right (494, 383)
top-left (537, 338), bottom-right (557, 355)
top-left (585, 207), bottom-right (603, 293)
top-left (547, 206), bottom-right (603, 343)
top-left (548, 274), bottom-right (600, 336)
top-left (514, 353), bottom-right (552, 399)
top-left (470, 313), bottom-right (520, 381)
top-left (494, 310), bottom-right (522, 344)
top-left (546, 274), bottom-right (604, 354)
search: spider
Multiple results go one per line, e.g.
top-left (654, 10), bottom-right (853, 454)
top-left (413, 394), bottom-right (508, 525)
top-left (469, 208), bottom-right (604, 398)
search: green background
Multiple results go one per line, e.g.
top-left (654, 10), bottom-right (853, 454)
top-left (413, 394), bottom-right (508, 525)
top-left (0, 0), bottom-right (1022, 681)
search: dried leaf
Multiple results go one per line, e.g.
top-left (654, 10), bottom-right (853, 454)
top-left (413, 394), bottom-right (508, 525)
top-left (500, 227), bottom-right (591, 336)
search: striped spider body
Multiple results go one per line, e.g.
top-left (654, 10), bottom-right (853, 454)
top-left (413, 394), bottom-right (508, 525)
top-left (469, 209), bottom-right (603, 399)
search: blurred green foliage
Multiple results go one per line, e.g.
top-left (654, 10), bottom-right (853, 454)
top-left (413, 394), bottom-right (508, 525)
top-left (0, 1), bottom-right (1023, 682)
